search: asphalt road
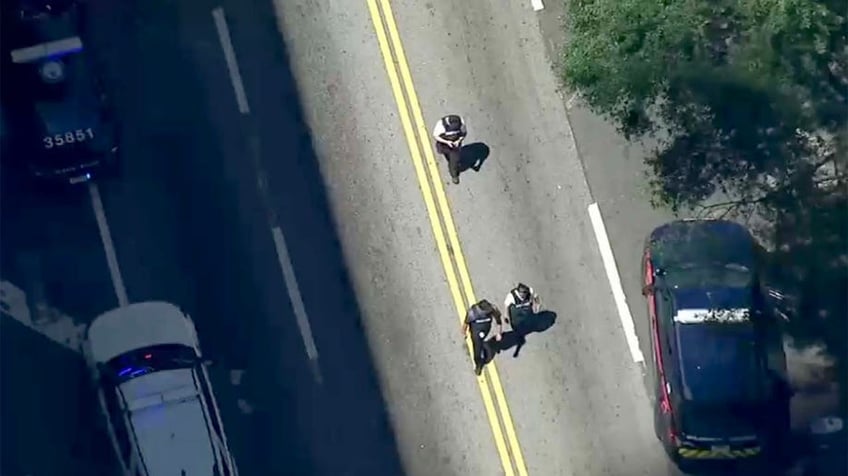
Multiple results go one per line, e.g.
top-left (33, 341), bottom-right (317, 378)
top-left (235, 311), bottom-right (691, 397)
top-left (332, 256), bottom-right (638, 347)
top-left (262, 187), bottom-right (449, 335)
top-left (271, 0), bottom-right (679, 475)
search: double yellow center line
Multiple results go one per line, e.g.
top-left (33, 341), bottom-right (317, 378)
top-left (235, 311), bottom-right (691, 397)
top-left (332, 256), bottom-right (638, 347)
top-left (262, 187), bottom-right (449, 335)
top-left (365, 1), bottom-right (528, 474)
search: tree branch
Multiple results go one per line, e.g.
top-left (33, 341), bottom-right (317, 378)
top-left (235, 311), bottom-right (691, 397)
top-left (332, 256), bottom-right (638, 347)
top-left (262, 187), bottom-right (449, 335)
top-left (693, 194), bottom-right (771, 219)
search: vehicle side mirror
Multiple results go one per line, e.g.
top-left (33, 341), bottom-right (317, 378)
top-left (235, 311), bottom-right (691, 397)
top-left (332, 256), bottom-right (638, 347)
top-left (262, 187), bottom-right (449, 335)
top-left (641, 284), bottom-right (655, 296)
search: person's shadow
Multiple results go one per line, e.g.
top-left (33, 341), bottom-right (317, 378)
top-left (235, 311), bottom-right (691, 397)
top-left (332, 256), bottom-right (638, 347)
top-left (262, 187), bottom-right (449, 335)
top-left (456, 142), bottom-right (491, 173)
top-left (486, 310), bottom-right (557, 360)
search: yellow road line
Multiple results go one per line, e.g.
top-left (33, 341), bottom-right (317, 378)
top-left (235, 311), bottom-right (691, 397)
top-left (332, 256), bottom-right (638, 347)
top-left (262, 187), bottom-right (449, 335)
top-left (364, 1), bottom-right (515, 474)
top-left (369, 0), bottom-right (529, 474)
top-left (374, 2), bottom-right (529, 474)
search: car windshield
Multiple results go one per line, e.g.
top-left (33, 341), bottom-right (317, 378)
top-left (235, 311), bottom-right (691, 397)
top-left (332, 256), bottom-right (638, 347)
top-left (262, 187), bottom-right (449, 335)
top-left (664, 262), bottom-right (753, 289)
top-left (27, 53), bottom-right (100, 129)
top-left (104, 344), bottom-right (198, 385)
top-left (676, 322), bottom-right (764, 404)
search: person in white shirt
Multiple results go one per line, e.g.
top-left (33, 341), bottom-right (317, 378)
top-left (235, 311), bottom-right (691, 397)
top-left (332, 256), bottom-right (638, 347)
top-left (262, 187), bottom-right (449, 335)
top-left (503, 283), bottom-right (540, 357)
top-left (432, 114), bottom-right (467, 184)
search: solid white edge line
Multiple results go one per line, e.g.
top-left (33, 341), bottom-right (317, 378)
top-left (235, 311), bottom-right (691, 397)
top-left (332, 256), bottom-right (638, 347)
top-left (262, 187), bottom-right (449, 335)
top-left (88, 182), bottom-right (129, 307)
top-left (271, 226), bottom-right (323, 382)
top-left (566, 92), bottom-right (579, 109)
top-left (531, 0), bottom-right (545, 11)
top-left (587, 202), bottom-right (644, 363)
top-left (211, 7), bottom-right (251, 115)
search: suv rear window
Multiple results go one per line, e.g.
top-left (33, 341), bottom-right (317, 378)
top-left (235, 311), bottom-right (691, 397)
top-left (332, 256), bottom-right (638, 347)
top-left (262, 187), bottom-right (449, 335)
top-left (11, 48), bottom-right (103, 132)
top-left (676, 323), bottom-right (764, 403)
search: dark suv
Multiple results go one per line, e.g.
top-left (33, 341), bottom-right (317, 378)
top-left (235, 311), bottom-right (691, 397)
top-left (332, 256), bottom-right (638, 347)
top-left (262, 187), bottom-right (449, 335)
top-left (640, 219), bottom-right (791, 472)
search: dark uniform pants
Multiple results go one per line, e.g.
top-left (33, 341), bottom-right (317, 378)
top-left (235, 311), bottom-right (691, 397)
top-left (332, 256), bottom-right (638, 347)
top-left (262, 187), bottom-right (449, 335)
top-left (509, 307), bottom-right (534, 346)
top-left (436, 142), bottom-right (461, 180)
top-left (469, 321), bottom-right (492, 370)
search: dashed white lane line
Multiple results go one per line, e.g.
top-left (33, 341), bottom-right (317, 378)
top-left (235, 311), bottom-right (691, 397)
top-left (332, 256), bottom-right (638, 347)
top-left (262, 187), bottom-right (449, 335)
top-left (271, 227), bottom-right (322, 373)
top-left (531, 0), bottom-right (544, 11)
top-left (212, 7), bottom-right (250, 115)
top-left (89, 182), bottom-right (129, 307)
top-left (212, 6), bottom-right (322, 384)
top-left (566, 92), bottom-right (579, 109)
top-left (587, 202), bottom-right (644, 363)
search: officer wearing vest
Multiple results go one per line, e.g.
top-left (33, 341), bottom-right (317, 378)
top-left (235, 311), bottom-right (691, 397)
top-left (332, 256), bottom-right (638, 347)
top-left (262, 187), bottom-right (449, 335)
top-left (432, 114), bottom-right (468, 184)
top-left (461, 299), bottom-right (503, 375)
top-left (504, 283), bottom-right (540, 356)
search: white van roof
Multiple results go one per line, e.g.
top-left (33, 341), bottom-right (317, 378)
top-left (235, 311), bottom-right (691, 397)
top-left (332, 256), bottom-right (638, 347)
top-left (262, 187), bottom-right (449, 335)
top-left (121, 368), bottom-right (218, 475)
top-left (88, 302), bottom-right (196, 363)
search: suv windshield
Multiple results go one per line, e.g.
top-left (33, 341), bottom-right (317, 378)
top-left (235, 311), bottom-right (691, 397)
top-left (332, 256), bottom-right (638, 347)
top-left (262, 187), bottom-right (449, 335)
top-left (665, 263), bottom-right (753, 290)
top-left (22, 52), bottom-right (101, 131)
top-left (104, 344), bottom-right (198, 385)
top-left (676, 322), bottom-right (764, 404)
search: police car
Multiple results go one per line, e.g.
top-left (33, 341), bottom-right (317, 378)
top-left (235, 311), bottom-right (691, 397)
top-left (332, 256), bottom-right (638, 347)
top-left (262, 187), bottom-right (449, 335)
top-left (1, 1), bottom-right (118, 184)
top-left (84, 302), bottom-right (239, 476)
top-left (640, 219), bottom-right (790, 471)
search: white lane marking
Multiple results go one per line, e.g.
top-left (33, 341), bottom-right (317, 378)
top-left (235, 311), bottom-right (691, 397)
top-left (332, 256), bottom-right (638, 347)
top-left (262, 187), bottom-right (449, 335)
top-left (566, 92), bottom-right (579, 109)
top-left (587, 202), bottom-right (644, 363)
top-left (271, 226), bottom-right (323, 384)
top-left (212, 7), bottom-right (322, 385)
top-left (89, 182), bottom-right (129, 307)
top-left (531, 0), bottom-right (544, 11)
top-left (237, 398), bottom-right (255, 415)
top-left (212, 7), bottom-right (250, 115)
top-left (229, 369), bottom-right (245, 386)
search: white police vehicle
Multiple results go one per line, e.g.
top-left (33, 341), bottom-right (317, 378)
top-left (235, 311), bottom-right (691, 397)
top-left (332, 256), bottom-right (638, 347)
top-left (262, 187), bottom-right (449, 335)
top-left (84, 301), bottom-right (238, 476)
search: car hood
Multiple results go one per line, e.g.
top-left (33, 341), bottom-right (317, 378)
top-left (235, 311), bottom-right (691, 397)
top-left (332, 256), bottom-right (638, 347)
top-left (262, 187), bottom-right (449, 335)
top-left (87, 302), bottom-right (196, 363)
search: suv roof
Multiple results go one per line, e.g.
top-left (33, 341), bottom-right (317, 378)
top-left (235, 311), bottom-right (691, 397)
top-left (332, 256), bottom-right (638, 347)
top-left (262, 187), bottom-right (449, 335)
top-left (88, 303), bottom-right (236, 476)
top-left (674, 320), bottom-right (762, 403)
top-left (120, 368), bottom-right (219, 476)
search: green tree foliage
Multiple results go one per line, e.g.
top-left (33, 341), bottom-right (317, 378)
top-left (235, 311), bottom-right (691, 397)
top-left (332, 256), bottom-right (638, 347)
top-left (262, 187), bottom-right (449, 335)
top-left (562, 0), bottom-right (847, 405)
top-left (562, 0), bottom-right (846, 212)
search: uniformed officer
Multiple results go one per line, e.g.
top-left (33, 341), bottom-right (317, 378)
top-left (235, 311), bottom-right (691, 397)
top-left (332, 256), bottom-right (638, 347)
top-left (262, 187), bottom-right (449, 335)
top-left (432, 114), bottom-right (468, 184)
top-left (503, 283), bottom-right (541, 355)
top-left (461, 299), bottom-right (503, 375)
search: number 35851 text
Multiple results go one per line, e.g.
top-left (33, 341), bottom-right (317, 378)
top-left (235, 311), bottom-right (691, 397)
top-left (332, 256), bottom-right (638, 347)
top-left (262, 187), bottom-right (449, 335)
top-left (43, 128), bottom-right (95, 149)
